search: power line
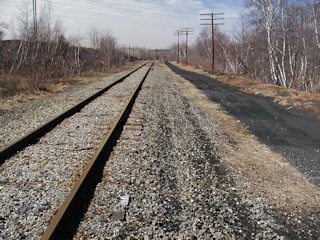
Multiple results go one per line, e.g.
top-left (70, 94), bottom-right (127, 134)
top-left (22, 0), bottom-right (195, 18)
top-left (52, 0), bottom-right (195, 16)
top-left (1, 0), bottom-right (198, 31)
top-left (1, 0), bottom-right (200, 23)
top-left (200, 12), bottom-right (224, 71)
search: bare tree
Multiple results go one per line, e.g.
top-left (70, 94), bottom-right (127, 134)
top-left (196, 27), bottom-right (212, 60)
top-left (68, 34), bottom-right (83, 75)
top-left (216, 29), bottom-right (233, 71)
top-left (9, 0), bottom-right (33, 72)
top-left (87, 26), bottom-right (101, 50)
top-left (232, 18), bottom-right (255, 75)
top-left (176, 0), bottom-right (320, 93)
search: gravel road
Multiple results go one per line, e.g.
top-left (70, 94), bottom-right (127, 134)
top-left (1, 61), bottom-right (320, 239)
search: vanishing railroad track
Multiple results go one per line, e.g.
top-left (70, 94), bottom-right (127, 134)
top-left (2, 61), bottom-right (320, 239)
top-left (0, 61), bottom-right (150, 164)
top-left (0, 61), bottom-right (154, 239)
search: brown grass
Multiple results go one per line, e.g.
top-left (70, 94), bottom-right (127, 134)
top-left (218, 75), bottom-right (320, 119)
top-left (0, 61), bottom-right (145, 106)
top-left (0, 71), bottom-right (60, 96)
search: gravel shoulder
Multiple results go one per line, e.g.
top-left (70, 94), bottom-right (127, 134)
top-left (168, 62), bottom-right (320, 220)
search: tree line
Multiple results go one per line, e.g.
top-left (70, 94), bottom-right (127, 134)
top-left (2, 0), bottom-right (319, 94)
top-left (0, 1), bottom-right (148, 93)
top-left (169, 0), bottom-right (320, 93)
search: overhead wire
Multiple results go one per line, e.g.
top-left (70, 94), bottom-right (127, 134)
top-left (1, 0), bottom-right (201, 29)
top-left (1, 0), bottom-right (239, 25)
top-left (1, 0), bottom-right (195, 18)
top-left (54, 0), bottom-right (196, 16)
top-left (1, 0), bottom-right (240, 40)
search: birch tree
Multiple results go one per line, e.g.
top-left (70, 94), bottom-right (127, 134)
top-left (245, 0), bottom-right (287, 86)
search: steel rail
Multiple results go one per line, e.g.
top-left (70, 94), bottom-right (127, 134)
top-left (40, 61), bottom-right (154, 240)
top-left (0, 62), bottom-right (149, 165)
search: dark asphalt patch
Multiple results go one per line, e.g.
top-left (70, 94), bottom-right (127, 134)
top-left (166, 61), bottom-right (320, 185)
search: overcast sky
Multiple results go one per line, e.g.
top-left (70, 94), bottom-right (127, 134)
top-left (1, 0), bottom-right (245, 49)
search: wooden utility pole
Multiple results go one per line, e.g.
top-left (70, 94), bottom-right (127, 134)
top-left (180, 28), bottom-right (193, 65)
top-left (200, 13), bottom-right (224, 71)
top-left (174, 30), bottom-right (181, 63)
top-left (33, 0), bottom-right (37, 39)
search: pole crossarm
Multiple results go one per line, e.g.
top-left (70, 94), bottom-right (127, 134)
top-left (180, 28), bottom-right (194, 35)
top-left (200, 13), bottom-right (224, 16)
top-left (201, 23), bottom-right (225, 26)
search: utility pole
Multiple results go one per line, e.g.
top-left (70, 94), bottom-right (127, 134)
top-left (200, 12), bottom-right (224, 71)
top-left (174, 30), bottom-right (181, 64)
top-left (180, 28), bottom-right (193, 65)
top-left (129, 45), bottom-right (131, 60)
top-left (33, 0), bottom-right (37, 40)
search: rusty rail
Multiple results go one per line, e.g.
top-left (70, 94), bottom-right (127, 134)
top-left (41, 61), bottom-right (154, 239)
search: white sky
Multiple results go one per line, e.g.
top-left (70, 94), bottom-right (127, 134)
top-left (0, 0), bottom-right (244, 49)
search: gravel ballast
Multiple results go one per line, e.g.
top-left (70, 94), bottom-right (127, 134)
top-left (0, 64), bottom-right (151, 238)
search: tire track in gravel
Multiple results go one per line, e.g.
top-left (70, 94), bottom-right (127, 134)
top-left (174, 97), bottom-right (285, 238)
top-left (154, 117), bottom-right (183, 233)
top-left (180, 99), bottom-right (256, 237)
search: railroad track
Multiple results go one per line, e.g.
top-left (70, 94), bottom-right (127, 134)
top-left (0, 62), bottom-right (149, 164)
top-left (0, 61), bottom-right (154, 239)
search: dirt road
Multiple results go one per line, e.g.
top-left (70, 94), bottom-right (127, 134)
top-left (166, 61), bottom-right (320, 186)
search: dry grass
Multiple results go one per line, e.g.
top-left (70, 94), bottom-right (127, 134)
top-left (0, 71), bottom-right (61, 96)
top-left (0, 62), bottom-right (129, 97)
top-left (216, 74), bottom-right (320, 116)
top-left (0, 61), bottom-right (145, 107)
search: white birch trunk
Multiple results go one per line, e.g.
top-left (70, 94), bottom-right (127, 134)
top-left (10, 40), bottom-right (24, 73)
